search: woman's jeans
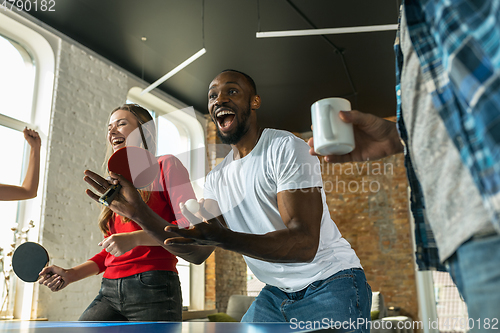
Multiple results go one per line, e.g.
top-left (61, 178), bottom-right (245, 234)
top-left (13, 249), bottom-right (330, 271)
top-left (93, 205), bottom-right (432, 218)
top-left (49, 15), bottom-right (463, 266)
top-left (79, 270), bottom-right (182, 321)
top-left (242, 268), bottom-right (372, 333)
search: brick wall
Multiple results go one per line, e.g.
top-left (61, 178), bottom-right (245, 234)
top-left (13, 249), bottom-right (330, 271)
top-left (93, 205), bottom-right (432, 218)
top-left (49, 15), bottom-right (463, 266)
top-left (321, 154), bottom-right (419, 320)
top-left (36, 41), bottom-right (129, 320)
top-left (204, 253), bottom-right (217, 310)
top-left (215, 248), bottom-right (248, 313)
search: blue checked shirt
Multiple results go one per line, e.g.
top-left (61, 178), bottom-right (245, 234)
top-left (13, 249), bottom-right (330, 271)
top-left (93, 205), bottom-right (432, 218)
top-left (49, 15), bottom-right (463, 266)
top-left (396, 0), bottom-right (500, 271)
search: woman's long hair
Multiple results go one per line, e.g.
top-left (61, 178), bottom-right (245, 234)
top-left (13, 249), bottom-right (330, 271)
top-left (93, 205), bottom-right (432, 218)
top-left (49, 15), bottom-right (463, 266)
top-left (98, 104), bottom-right (157, 235)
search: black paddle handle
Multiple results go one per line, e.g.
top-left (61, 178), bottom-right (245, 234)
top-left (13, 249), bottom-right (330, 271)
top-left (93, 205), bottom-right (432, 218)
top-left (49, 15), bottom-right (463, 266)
top-left (99, 183), bottom-right (122, 207)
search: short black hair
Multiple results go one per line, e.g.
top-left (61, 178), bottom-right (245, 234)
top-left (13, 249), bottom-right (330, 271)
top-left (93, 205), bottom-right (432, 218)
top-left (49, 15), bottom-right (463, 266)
top-left (220, 69), bottom-right (257, 95)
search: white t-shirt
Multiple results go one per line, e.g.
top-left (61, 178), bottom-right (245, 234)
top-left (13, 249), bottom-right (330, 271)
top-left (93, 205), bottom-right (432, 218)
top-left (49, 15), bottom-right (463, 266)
top-left (204, 128), bottom-right (361, 292)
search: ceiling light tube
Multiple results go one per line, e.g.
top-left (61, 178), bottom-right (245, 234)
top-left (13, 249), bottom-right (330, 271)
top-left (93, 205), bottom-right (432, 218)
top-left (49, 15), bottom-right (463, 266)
top-left (256, 24), bottom-right (398, 38)
top-left (141, 48), bottom-right (206, 95)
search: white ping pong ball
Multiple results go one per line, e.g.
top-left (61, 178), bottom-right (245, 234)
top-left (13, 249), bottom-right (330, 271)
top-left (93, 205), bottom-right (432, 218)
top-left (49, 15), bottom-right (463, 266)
top-left (185, 199), bottom-right (200, 214)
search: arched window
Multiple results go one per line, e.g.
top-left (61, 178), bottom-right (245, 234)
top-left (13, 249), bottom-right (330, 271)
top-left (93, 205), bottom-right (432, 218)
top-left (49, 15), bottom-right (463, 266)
top-left (0, 33), bottom-right (38, 320)
top-left (0, 11), bottom-right (54, 320)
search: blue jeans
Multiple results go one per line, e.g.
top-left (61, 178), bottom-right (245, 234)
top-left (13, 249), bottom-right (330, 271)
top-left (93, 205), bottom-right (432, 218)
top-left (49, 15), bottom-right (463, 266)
top-left (79, 270), bottom-right (182, 321)
top-left (446, 233), bottom-right (500, 332)
top-left (242, 268), bottom-right (372, 332)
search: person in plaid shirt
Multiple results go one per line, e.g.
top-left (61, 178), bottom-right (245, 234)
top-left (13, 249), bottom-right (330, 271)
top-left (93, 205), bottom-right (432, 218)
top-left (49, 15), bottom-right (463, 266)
top-left (309, 0), bottom-right (500, 326)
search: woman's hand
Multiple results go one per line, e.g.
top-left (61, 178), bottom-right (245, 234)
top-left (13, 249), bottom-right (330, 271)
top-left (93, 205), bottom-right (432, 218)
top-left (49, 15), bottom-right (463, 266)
top-left (99, 233), bottom-right (137, 257)
top-left (23, 128), bottom-right (41, 151)
top-left (38, 265), bottom-right (70, 292)
top-left (39, 261), bottom-right (99, 292)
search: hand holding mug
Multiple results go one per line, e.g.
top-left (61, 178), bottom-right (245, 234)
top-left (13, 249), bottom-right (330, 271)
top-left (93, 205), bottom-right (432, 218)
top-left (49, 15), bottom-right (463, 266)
top-left (311, 98), bottom-right (355, 156)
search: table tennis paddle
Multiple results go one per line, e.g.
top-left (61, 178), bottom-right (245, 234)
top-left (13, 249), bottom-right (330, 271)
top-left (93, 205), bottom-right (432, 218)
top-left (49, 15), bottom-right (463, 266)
top-left (99, 146), bottom-right (160, 207)
top-left (12, 242), bottom-right (49, 283)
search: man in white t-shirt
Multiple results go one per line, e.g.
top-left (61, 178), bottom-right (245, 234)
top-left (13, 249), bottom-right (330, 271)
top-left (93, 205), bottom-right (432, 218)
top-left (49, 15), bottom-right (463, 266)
top-left (164, 70), bottom-right (372, 328)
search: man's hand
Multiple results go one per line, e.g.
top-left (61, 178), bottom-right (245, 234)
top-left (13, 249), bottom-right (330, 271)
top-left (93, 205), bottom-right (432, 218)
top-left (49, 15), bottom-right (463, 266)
top-left (166, 191), bottom-right (322, 264)
top-left (84, 170), bottom-right (147, 221)
top-left (308, 110), bottom-right (403, 163)
top-left (164, 199), bottom-right (229, 247)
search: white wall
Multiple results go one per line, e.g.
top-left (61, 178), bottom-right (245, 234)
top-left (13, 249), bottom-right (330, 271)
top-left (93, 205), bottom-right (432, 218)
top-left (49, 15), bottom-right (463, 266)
top-left (36, 40), bottom-right (129, 321)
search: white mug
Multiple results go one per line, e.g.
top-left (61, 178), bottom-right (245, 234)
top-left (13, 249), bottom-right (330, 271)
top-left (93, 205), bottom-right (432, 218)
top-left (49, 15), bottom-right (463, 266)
top-left (311, 97), bottom-right (355, 155)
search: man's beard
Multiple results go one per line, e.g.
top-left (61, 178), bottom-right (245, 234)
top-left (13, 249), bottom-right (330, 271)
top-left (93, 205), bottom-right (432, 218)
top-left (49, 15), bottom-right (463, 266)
top-left (216, 102), bottom-right (251, 145)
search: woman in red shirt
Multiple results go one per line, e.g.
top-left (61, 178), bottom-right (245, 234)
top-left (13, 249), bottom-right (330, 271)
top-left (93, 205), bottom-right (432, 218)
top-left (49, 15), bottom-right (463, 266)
top-left (39, 104), bottom-right (195, 321)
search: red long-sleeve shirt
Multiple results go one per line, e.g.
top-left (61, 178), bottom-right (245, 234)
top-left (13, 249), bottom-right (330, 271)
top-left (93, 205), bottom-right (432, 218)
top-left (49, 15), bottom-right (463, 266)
top-left (89, 154), bottom-right (196, 279)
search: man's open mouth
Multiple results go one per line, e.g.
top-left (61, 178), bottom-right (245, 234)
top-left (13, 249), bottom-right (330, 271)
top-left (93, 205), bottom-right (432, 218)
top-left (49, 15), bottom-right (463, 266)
top-left (216, 109), bottom-right (236, 131)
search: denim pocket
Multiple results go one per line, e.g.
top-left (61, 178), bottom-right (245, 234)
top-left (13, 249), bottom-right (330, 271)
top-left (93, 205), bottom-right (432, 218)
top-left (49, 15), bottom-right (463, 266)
top-left (138, 271), bottom-right (172, 289)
